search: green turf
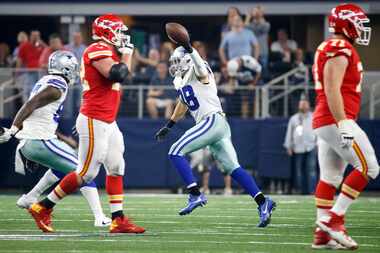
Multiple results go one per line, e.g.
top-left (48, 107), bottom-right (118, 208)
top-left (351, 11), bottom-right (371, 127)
top-left (0, 194), bottom-right (379, 253)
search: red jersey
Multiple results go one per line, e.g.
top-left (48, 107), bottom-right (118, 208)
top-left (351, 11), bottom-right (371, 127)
top-left (312, 38), bottom-right (363, 129)
top-left (80, 42), bottom-right (121, 123)
top-left (18, 41), bottom-right (45, 68)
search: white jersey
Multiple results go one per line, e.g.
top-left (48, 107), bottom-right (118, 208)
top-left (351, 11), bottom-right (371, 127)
top-left (16, 75), bottom-right (68, 140)
top-left (176, 64), bottom-right (223, 123)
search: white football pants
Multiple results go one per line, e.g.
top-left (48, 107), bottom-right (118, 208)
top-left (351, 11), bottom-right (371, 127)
top-left (75, 113), bottom-right (125, 182)
top-left (315, 122), bottom-right (379, 188)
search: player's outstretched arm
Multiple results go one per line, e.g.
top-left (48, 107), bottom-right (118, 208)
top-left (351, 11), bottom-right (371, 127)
top-left (323, 55), bottom-right (353, 148)
top-left (155, 101), bottom-right (188, 141)
top-left (0, 86), bottom-right (61, 143)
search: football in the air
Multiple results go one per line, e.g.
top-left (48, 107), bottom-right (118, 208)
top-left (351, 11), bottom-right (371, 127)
top-left (165, 22), bottom-right (190, 45)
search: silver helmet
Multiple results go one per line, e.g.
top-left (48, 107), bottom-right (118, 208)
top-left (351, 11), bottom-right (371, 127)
top-left (169, 46), bottom-right (192, 77)
top-left (48, 50), bottom-right (79, 85)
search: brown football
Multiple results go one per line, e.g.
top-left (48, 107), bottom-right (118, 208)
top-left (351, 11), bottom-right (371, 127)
top-left (165, 22), bottom-right (190, 45)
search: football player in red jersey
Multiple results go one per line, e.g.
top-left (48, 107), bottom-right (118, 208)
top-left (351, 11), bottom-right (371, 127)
top-left (311, 4), bottom-right (378, 250)
top-left (28, 14), bottom-right (145, 234)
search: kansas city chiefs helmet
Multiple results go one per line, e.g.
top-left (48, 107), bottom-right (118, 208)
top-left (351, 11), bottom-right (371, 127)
top-left (92, 14), bottom-right (129, 48)
top-left (328, 4), bottom-right (371, 46)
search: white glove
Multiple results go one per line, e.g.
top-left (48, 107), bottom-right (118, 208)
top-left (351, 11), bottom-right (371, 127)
top-left (0, 125), bottom-right (19, 143)
top-left (337, 119), bottom-right (355, 149)
top-left (118, 35), bottom-right (134, 55)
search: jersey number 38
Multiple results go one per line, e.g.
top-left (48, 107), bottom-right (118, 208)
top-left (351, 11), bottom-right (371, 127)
top-left (178, 85), bottom-right (200, 111)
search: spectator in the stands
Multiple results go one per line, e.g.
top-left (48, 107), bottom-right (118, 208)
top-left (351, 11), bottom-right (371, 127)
top-left (245, 5), bottom-right (270, 70)
top-left (39, 33), bottom-right (66, 69)
top-left (146, 62), bottom-right (175, 119)
top-left (219, 15), bottom-right (260, 67)
top-left (283, 95), bottom-right (317, 194)
top-left (65, 32), bottom-right (86, 63)
top-left (12, 31), bottom-right (28, 66)
top-left (17, 30), bottom-right (46, 101)
top-left (160, 42), bottom-right (174, 63)
top-left (0, 43), bottom-right (11, 67)
top-left (221, 6), bottom-right (241, 38)
top-left (227, 55), bottom-right (262, 118)
top-left (292, 48), bottom-right (308, 83)
top-left (134, 48), bottom-right (160, 84)
top-left (271, 29), bottom-right (297, 63)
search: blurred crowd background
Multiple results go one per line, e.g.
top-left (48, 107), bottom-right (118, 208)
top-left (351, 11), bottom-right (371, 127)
top-left (0, 1), bottom-right (379, 194)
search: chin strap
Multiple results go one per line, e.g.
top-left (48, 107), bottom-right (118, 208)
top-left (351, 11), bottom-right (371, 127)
top-left (188, 48), bottom-right (208, 78)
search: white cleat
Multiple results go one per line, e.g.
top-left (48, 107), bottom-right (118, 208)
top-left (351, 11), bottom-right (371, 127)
top-left (94, 216), bottom-right (112, 227)
top-left (16, 194), bottom-right (37, 209)
top-left (316, 212), bottom-right (358, 250)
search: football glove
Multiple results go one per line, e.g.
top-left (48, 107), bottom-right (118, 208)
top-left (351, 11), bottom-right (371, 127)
top-left (337, 119), bottom-right (355, 149)
top-left (0, 125), bottom-right (19, 144)
top-left (155, 120), bottom-right (176, 141)
top-left (155, 127), bottom-right (170, 141)
top-left (118, 35), bottom-right (134, 55)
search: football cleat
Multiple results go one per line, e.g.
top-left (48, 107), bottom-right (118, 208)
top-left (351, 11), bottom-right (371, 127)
top-left (316, 211), bottom-right (358, 250)
top-left (311, 227), bottom-right (347, 250)
top-left (16, 194), bottom-right (37, 209)
top-left (257, 197), bottom-right (276, 227)
top-left (179, 193), bottom-right (207, 216)
top-left (94, 216), bottom-right (112, 227)
top-left (109, 216), bottom-right (145, 233)
top-left (28, 203), bottom-right (54, 233)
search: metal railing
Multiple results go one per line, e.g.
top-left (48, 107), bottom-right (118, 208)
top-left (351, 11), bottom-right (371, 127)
top-left (1, 67), bottom-right (379, 119)
top-left (260, 66), bottom-right (310, 118)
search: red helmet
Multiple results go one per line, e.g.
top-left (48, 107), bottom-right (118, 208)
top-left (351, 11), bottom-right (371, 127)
top-left (328, 3), bottom-right (371, 46)
top-left (92, 14), bottom-right (129, 48)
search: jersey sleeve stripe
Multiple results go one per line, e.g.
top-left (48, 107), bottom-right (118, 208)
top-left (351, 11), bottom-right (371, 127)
top-left (88, 50), bottom-right (113, 59)
top-left (47, 79), bottom-right (68, 90)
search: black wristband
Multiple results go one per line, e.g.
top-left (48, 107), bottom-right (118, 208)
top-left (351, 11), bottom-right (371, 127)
top-left (184, 44), bottom-right (193, 53)
top-left (166, 120), bottom-right (176, 128)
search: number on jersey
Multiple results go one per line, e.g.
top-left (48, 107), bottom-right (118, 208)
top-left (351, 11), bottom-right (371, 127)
top-left (178, 85), bottom-right (200, 111)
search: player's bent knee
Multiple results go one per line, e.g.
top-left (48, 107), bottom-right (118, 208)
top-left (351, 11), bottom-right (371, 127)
top-left (367, 165), bottom-right (380, 180)
top-left (80, 171), bottom-right (97, 184)
top-left (320, 173), bottom-right (343, 188)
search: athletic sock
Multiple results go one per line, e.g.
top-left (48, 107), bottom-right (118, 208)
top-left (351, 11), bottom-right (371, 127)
top-left (44, 172), bottom-right (80, 207)
top-left (230, 167), bottom-right (262, 205)
top-left (254, 193), bottom-right (266, 206)
top-left (80, 181), bottom-right (104, 219)
top-left (331, 169), bottom-right (368, 216)
top-left (26, 169), bottom-right (60, 200)
top-left (315, 180), bottom-right (336, 220)
top-left (106, 175), bottom-right (124, 219)
top-left (188, 185), bottom-right (201, 196)
top-left (169, 154), bottom-right (197, 186)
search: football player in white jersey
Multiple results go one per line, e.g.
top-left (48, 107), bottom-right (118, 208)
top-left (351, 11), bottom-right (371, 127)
top-left (155, 40), bottom-right (276, 227)
top-left (0, 51), bottom-right (111, 228)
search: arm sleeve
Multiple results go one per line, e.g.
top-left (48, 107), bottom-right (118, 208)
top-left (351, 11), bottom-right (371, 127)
top-left (86, 44), bottom-right (113, 63)
top-left (283, 117), bottom-right (294, 149)
top-left (189, 49), bottom-right (208, 78)
top-left (47, 78), bottom-right (68, 92)
top-left (249, 30), bottom-right (258, 45)
top-left (220, 35), bottom-right (228, 49)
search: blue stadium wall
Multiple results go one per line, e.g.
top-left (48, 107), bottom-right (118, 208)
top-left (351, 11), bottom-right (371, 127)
top-left (0, 118), bottom-right (379, 191)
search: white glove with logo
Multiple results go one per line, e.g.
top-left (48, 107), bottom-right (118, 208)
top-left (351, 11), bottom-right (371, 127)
top-left (0, 125), bottom-right (19, 143)
top-left (118, 35), bottom-right (134, 55)
top-left (337, 119), bottom-right (355, 149)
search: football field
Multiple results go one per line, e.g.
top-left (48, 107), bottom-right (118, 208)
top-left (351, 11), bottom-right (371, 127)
top-left (0, 194), bottom-right (379, 253)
